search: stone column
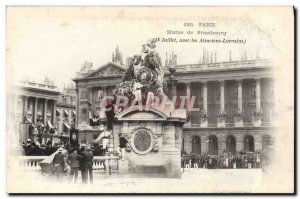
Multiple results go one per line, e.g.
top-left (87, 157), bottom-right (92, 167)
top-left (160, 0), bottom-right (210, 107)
top-left (200, 81), bottom-right (208, 127)
top-left (183, 133), bottom-right (192, 154)
top-left (23, 96), bottom-right (28, 122)
top-left (202, 82), bottom-right (208, 113)
top-left (186, 82), bottom-right (191, 124)
top-left (168, 79), bottom-right (178, 109)
top-left (255, 79), bottom-right (261, 112)
top-left (238, 80), bottom-right (243, 111)
top-left (217, 81), bottom-right (226, 127)
top-left (52, 100), bottom-right (57, 126)
top-left (218, 134), bottom-right (226, 154)
top-left (253, 78), bottom-right (262, 127)
top-left (200, 135), bottom-right (208, 154)
top-left (236, 134), bottom-right (244, 152)
top-left (75, 87), bottom-right (79, 126)
top-left (254, 134), bottom-right (263, 151)
top-left (58, 108), bottom-right (63, 135)
top-left (43, 99), bottom-right (48, 124)
top-left (33, 97), bottom-right (39, 125)
top-left (220, 81), bottom-right (225, 113)
top-left (235, 80), bottom-right (244, 127)
top-left (185, 82), bottom-right (191, 110)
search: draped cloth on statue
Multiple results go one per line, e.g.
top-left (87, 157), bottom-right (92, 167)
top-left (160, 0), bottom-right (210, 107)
top-left (94, 130), bottom-right (111, 149)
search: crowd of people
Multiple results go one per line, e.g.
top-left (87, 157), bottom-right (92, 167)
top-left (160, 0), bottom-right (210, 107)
top-left (181, 152), bottom-right (261, 169)
top-left (51, 144), bottom-right (95, 184)
top-left (21, 139), bottom-right (108, 157)
top-left (22, 139), bottom-right (112, 184)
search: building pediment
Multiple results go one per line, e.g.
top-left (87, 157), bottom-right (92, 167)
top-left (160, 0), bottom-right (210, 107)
top-left (116, 107), bottom-right (168, 121)
top-left (86, 62), bottom-right (126, 78)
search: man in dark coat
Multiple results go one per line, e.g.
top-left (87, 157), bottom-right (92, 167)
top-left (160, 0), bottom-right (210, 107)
top-left (52, 148), bottom-right (65, 180)
top-left (81, 145), bottom-right (94, 184)
top-left (67, 149), bottom-right (82, 183)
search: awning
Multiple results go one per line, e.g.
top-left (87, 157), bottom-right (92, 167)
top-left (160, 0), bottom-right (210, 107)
top-left (72, 111), bottom-right (76, 116)
top-left (47, 120), bottom-right (54, 129)
top-left (64, 110), bottom-right (69, 116)
top-left (56, 109), bottom-right (60, 114)
top-left (63, 123), bottom-right (71, 129)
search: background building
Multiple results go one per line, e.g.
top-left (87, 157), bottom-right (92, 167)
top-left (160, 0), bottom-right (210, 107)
top-left (73, 48), bottom-right (276, 155)
top-left (8, 78), bottom-right (60, 144)
top-left (54, 83), bottom-right (77, 143)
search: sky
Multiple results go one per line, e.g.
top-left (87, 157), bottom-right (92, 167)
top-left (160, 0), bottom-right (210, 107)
top-left (6, 7), bottom-right (276, 91)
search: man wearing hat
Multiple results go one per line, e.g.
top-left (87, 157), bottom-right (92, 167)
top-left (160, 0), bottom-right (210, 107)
top-left (81, 145), bottom-right (94, 184)
top-left (23, 139), bottom-right (32, 155)
top-left (53, 148), bottom-right (65, 180)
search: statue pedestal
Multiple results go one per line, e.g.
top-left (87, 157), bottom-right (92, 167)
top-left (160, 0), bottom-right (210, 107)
top-left (115, 107), bottom-right (186, 178)
top-left (118, 159), bottom-right (129, 175)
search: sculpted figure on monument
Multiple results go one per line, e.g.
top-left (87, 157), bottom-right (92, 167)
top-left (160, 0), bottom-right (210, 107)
top-left (115, 38), bottom-right (165, 106)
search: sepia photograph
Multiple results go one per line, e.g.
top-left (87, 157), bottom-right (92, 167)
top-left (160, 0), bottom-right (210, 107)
top-left (5, 6), bottom-right (294, 194)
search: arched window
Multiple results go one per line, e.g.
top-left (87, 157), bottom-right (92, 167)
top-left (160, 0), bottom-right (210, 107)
top-left (192, 135), bottom-right (201, 154)
top-left (226, 135), bottom-right (236, 154)
top-left (244, 135), bottom-right (255, 152)
top-left (208, 135), bottom-right (218, 155)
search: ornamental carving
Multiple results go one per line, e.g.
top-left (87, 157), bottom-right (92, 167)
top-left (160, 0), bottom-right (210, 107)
top-left (90, 66), bottom-right (125, 77)
top-left (125, 126), bottom-right (159, 154)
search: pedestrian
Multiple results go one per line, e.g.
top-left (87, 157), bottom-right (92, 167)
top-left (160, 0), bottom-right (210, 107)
top-left (256, 153), bottom-right (261, 168)
top-left (118, 133), bottom-right (128, 160)
top-left (52, 148), bottom-right (65, 180)
top-left (82, 145), bottom-right (94, 184)
top-left (67, 149), bottom-right (82, 184)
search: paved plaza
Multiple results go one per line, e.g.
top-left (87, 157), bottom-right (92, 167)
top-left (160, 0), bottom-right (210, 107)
top-left (10, 169), bottom-right (267, 193)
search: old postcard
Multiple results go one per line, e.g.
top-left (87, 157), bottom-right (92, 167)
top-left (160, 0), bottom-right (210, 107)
top-left (6, 7), bottom-right (294, 193)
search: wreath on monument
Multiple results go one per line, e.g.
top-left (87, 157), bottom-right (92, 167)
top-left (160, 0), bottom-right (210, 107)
top-left (125, 126), bottom-right (159, 154)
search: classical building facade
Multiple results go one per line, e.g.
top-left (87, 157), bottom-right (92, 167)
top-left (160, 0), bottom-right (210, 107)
top-left (54, 84), bottom-right (77, 143)
top-left (8, 79), bottom-right (60, 144)
top-left (73, 50), bottom-right (276, 155)
top-left (170, 60), bottom-right (276, 155)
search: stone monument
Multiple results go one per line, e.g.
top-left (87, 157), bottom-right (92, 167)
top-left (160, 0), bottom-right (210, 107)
top-left (112, 38), bottom-right (186, 177)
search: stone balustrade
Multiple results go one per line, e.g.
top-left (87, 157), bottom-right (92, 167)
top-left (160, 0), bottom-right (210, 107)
top-left (17, 156), bottom-right (45, 172)
top-left (16, 155), bottom-right (120, 175)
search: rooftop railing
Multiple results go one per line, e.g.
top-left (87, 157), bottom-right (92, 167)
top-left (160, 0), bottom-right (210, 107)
top-left (165, 59), bottom-right (271, 73)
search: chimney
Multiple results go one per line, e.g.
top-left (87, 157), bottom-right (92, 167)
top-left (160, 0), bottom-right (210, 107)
top-left (244, 51), bottom-right (247, 61)
top-left (229, 51), bottom-right (232, 62)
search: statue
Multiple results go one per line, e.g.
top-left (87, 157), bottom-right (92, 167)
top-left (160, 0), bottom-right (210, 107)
top-left (115, 38), bottom-right (165, 106)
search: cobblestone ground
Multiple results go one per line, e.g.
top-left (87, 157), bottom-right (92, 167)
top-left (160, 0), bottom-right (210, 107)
top-left (9, 168), bottom-right (267, 193)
